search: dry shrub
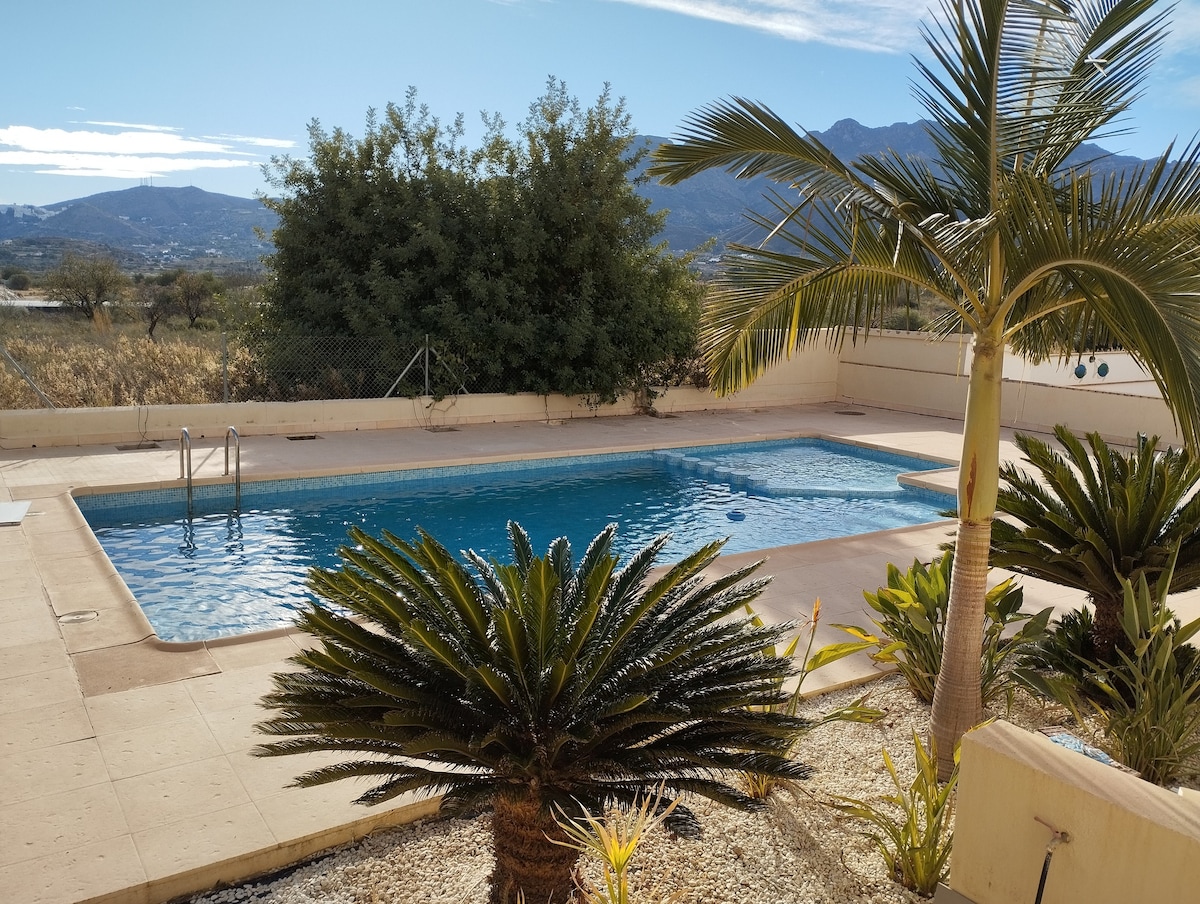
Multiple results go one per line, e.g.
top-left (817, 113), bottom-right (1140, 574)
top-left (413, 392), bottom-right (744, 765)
top-left (0, 335), bottom-right (234, 408)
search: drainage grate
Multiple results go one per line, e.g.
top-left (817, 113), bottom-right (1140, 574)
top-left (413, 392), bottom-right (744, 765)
top-left (58, 610), bottom-right (99, 624)
top-left (425, 426), bottom-right (458, 433)
top-left (835, 409), bottom-right (867, 416)
top-left (115, 442), bottom-right (161, 450)
top-left (286, 434), bottom-right (320, 441)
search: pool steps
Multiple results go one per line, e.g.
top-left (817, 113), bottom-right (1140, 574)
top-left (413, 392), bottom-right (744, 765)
top-left (651, 449), bottom-right (933, 500)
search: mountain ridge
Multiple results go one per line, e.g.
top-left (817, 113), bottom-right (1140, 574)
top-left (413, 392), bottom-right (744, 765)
top-left (0, 119), bottom-right (1155, 273)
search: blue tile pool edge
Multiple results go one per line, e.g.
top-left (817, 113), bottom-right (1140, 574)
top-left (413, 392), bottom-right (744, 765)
top-left (72, 434), bottom-right (956, 515)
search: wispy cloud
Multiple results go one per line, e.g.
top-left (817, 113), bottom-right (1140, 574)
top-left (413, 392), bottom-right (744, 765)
top-left (607, 0), bottom-right (1200, 57)
top-left (0, 122), bottom-right (296, 181)
top-left (203, 134), bottom-right (296, 149)
top-left (80, 120), bottom-right (182, 133)
top-left (603, 0), bottom-right (922, 53)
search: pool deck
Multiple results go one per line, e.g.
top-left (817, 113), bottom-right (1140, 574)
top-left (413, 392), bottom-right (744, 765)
top-left (0, 402), bottom-right (1175, 904)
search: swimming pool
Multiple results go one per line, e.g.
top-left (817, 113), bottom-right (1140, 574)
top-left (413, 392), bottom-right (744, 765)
top-left (76, 438), bottom-right (952, 642)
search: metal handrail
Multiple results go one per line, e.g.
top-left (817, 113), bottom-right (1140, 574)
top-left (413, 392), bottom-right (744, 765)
top-left (224, 426), bottom-right (241, 512)
top-left (179, 427), bottom-right (193, 514)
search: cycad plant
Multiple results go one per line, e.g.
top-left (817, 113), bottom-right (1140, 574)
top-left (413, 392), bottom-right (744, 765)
top-left (254, 522), bottom-right (810, 904)
top-left (991, 426), bottom-right (1200, 658)
top-left (649, 0), bottom-right (1200, 777)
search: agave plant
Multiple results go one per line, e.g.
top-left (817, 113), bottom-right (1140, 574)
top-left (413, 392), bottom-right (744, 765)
top-left (254, 522), bottom-right (810, 904)
top-left (991, 426), bottom-right (1200, 658)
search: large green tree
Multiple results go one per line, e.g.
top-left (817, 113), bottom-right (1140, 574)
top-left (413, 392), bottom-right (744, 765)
top-left (649, 0), bottom-right (1200, 777)
top-left (258, 82), bottom-right (700, 401)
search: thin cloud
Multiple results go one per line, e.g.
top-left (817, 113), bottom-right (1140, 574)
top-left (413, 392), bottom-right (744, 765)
top-left (1, 126), bottom-right (232, 156)
top-left (0, 123), bottom-right (294, 181)
top-left (1165, 0), bottom-right (1200, 51)
top-left (80, 120), bottom-right (182, 133)
top-left (0, 151), bottom-right (257, 179)
top-left (206, 134), bottom-right (297, 149)
top-left (602, 0), bottom-right (922, 53)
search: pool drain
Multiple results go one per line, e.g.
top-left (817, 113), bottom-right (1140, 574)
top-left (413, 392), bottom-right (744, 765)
top-left (58, 610), bottom-right (99, 624)
top-left (835, 409), bottom-right (867, 416)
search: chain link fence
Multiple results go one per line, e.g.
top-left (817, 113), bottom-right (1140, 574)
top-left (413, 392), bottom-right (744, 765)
top-left (0, 334), bottom-right (513, 410)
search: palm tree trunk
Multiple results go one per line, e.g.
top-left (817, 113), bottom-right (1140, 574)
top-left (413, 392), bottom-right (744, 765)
top-left (1091, 594), bottom-right (1125, 662)
top-left (490, 791), bottom-right (580, 904)
top-left (930, 334), bottom-right (1004, 780)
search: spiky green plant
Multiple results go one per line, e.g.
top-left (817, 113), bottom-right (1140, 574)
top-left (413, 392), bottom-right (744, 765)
top-left (992, 426), bottom-right (1200, 659)
top-left (816, 552), bottom-right (1050, 705)
top-left (1017, 552), bottom-right (1200, 784)
top-left (829, 733), bottom-right (958, 898)
top-left (254, 522), bottom-right (810, 904)
top-left (742, 597), bottom-right (883, 799)
top-left (552, 785), bottom-right (685, 904)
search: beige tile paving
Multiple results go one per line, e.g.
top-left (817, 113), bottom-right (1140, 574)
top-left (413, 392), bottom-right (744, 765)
top-left (3, 403), bottom-right (1142, 904)
top-left (1, 737), bottom-right (110, 804)
top-left (113, 755), bottom-right (253, 834)
top-left (0, 699), bottom-right (94, 755)
top-left (0, 835), bottom-right (147, 904)
top-left (132, 802), bottom-right (276, 882)
top-left (0, 638), bottom-right (70, 678)
top-left (97, 715), bottom-right (225, 781)
top-left (1, 782), bottom-right (130, 867)
top-left (0, 666), bottom-right (81, 714)
top-left (84, 681), bottom-right (202, 735)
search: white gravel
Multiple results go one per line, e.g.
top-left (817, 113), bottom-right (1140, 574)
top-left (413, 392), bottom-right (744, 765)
top-left (182, 676), bottom-right (1120, 904)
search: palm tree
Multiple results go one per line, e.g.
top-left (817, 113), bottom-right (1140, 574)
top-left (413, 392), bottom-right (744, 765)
top-left (254, 522), bottom-right (809, 904)
top-left (648, 0), bottom-right (1200, 777)
top-left (991, 426), bottom-right (1200, 657)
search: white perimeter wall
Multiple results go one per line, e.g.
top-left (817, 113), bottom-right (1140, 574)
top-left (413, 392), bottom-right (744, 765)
top-left (0, 330), bottom-right (1181, 449)
top-left (837, 331), bottom-right (1182, 446)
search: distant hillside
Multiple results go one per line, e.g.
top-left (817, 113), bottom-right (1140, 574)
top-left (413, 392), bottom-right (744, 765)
top-left (0, 120), bottom-right (1153, 274)
top-left (0, 186), bottom-right (276, 274)
top-left (639, 118), bottom-right (1150, 258)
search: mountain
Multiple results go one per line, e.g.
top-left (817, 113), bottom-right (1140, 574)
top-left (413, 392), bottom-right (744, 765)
top-left (0, 185), bottom-right (276, 273)
top-left (0, 120), bottom-right (1154, 274)
top-left (639, 118), bottom-right (1150, 258)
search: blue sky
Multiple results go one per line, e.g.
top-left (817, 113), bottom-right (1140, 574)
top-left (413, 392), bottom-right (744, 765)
top-left (4, 0), bottom-right (1199, 206)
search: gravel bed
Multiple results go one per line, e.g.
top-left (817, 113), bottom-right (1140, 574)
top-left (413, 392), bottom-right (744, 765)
top-left (182, 675), bottom-right (1141, 904)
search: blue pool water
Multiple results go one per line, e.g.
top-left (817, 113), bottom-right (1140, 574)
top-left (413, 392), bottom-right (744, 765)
top-left (77, 438), bottom-right (951, 642)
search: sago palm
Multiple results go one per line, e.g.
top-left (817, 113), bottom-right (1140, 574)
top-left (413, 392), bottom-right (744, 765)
top-left (649, 0), bottom-right (1200, 777)
top-left (991, 426), bottom-right (1200, 656)
top-left (254, 522), bottom-right (810, 904)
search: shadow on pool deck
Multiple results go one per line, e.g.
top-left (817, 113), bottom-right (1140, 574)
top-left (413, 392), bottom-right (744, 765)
top-left (0, 403), bottom-right (1134, 904)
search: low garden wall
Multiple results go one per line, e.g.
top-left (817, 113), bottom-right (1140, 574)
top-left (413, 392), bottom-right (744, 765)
top-left (949, 720), bottom-right (1200, 904)
top-left (0, 330), bottom-right (1181, 449)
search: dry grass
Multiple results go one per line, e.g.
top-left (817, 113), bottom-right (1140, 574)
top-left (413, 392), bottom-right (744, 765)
top-left (0, 307), bottom-right (257, 408)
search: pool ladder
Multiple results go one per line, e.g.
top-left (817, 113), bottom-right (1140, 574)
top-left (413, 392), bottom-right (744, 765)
top-left (179, 427), bottom-right (193, 514)
top-left (224, 426), bottom-right (241, 512)
top-left (179, 426), bottom-right (242, 516)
